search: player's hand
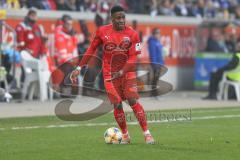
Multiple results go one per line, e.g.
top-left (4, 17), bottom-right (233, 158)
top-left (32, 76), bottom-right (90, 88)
top-left (106, 70), bottom-right (123, 82)
top-left (70, 66), bottom-right (81, 84)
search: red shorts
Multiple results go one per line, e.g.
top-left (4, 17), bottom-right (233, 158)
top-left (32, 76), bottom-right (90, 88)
top-left (104, 72), bottom-right (139, 104)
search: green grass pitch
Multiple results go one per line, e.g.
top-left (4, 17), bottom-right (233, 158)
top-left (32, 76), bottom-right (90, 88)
top-left (0, 107), bottom-right (239, 160)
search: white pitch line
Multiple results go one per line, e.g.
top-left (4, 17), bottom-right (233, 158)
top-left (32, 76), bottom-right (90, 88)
top-left (190, 108), bottom-right (240, 113)
top-left (192, 114), bottom-right (240, 120)
top-left (0, 114), bottom-right (240, 131)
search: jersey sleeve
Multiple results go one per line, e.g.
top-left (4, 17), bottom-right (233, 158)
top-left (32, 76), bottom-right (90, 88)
top-left (38, 27), bottom-right (47, 55)
top-left (79, 28), bottom-right (103, 67)
top-left (15, 24), bottom-right (25, 50)
top-left (129, 32), bottom-right (141, 56)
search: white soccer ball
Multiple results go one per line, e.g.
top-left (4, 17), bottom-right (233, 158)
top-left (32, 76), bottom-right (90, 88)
top-left (104, 127), bottom-right (122, 144)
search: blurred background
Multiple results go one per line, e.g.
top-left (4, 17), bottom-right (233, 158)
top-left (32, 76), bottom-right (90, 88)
top-left (0, 0), bottom-right (240, 106)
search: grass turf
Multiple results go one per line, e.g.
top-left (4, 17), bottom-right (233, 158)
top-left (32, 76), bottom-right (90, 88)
top-left (0, 107), bottom-right (240, 160)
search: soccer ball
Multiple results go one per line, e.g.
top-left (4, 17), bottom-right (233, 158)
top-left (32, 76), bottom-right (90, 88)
top-left (104, 127), bottom-right (122, 144)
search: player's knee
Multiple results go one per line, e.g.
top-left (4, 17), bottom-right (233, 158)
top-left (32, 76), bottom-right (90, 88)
top-left (114, 103), bottom-right (123, 109)
top-left (127, 98), bottom-right (137, 106)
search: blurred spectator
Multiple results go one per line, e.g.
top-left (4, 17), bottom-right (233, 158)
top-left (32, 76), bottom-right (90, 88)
top-left (206, 28), bottom-right (229, 53)
top-left (205, 0), bottom-right (217, 18)
top-left (148, 0), bottom-right (158, 16)
top-left (1, 0), bottom-right (21, 9)
top-left (54, 14), bottom-right (79, 96)
top-left (89, 0), bottom-right (98, 12)
top-left (126, 0), bottom-right (145, 14)
top-left (0, 23), bottom-right (21, 87)
top-left (147, 28), bottom-right (164, 97)
top-left (75, 0), bottom-right (86, 11)
top-left (195, 0), bottom-right (206, 18)
top-left (104, 12), bottom-right (111, 24)
top-left (132, 20), bottom-right (143, 42)
top-left (159, 0), bottom-right (175, 16)
top-left (15, 9), bottom-right (47, 58)
top-left (2, 47), bottom-right (21, 64)
top-left (224, 24), bottom-right (237, 53)
top-left (15, 9), bottom-right (48, 92)
top-left (26, 0), bottom-right (45, 9)
top-left (234, 5), bottom-right (240, 19)
top-left (203, 38), bottom-right (240, 100)
top-left (98, 0), bottom-right (111, 13)
top-left (23, 0), bottom-right (56, 10)
top-left (0, 0), bottom-right (7, 9)
top-left (4, 0), bottom-right (240, 20)
top-left (1, 47), bottom-right (21, 84)
top-left (55, 0), bottom-right (68, 10)
top-left (6, 0), bottom-right (20, 9)
top-left (174, 0), bottom-right (188, 16)
top-left (66, 0), bottom-right (77, 11)
top-left (214, 0), bottom-right (229, 19)
top-left (41, 0), bottom-right (57, 10)
top-left (19, 0), bottom-right (27, 8)
top-left (81, 13), bottom-right (105, 96)
top-left (94, 13), bottom-right (104, 27)
top-left (225, 31), bottom-right (236, 53)
top-left (54, 14), bottom-right (78, 65)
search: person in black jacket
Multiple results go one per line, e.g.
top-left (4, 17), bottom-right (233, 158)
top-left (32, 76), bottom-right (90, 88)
top-left (203, 39), bottom-right (240, 100)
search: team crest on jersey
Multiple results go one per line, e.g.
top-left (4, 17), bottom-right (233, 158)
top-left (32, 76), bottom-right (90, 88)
top-left (117, 36), bottom-right (131, 51)
top-left (104, 35), bottom-right (110, 40)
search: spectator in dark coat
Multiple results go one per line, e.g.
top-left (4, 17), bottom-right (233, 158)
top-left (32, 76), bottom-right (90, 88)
top-left (203, 38), bottom-right (240, 99)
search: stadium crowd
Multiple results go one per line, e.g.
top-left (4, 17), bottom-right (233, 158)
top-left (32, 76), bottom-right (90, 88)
top-left (1, 0), bottom-right (240, 19)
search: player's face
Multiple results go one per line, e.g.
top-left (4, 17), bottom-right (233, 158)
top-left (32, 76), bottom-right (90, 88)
top-left (111, 11), bottom-right (126, 31)
top-left (155, 30), bottom-right (161, 39)
top-left (28, 13), bottom-right (37, 23)
top-left (63, 19), bottom-right (73, 32)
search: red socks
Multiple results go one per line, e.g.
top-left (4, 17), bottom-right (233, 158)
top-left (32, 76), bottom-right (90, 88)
top-left (114, 107), bottom-right (128, 134)
top-left (131, 102), bottom-right (148, 132)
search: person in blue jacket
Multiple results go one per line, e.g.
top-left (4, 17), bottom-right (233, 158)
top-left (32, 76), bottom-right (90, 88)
top-left (147, 28), bottom-right (164, 97)
top-left (1, 46), bottom-right (21, 85)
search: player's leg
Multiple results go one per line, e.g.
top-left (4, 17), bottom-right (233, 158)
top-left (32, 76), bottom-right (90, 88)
top-left (113, 102), bottom-right (130, 144)
top-left (123, 72), bottom-right (154, 144)
top-left (113, 103), bottom-right (128, 135)
top-left (127, 98), bottom-right (155, 144)
top-left (123, 75), bottom-right (149, 134)
top-left (104, 79), bottom-right (130, 144)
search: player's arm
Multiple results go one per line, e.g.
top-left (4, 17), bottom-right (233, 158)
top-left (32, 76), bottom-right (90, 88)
top-left (70, 29), bottom-right (102, 83)
top-left (15, 24), bottom-right (25, 51)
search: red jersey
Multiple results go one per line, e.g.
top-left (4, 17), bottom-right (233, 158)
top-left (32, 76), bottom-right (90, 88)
top-left (16, 21), bottom-right (47, 58)
top-left (54, 25), bottom-right (78, 65)
top-left (79, 24), bottom-right (141, 79)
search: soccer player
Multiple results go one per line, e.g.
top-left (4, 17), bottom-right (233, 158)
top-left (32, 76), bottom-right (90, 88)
top-left (70, 5), bottom-right (155, 144)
